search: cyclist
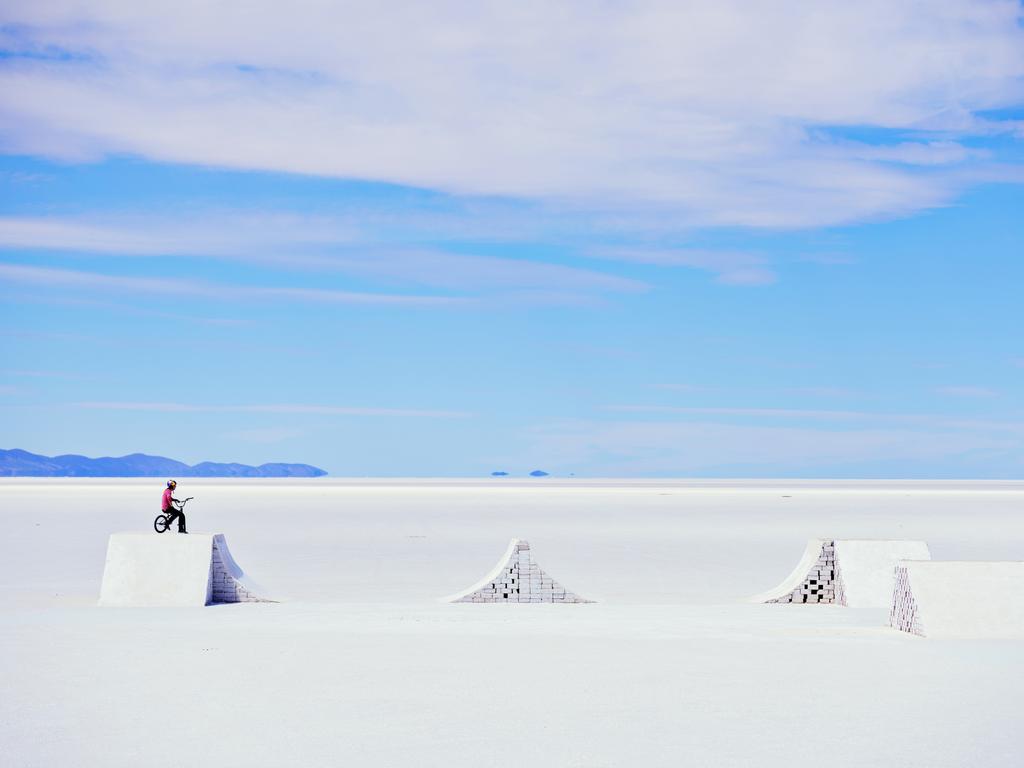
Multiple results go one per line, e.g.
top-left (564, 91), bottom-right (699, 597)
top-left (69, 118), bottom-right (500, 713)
top-left (161, 480), bottom-right (188, 534)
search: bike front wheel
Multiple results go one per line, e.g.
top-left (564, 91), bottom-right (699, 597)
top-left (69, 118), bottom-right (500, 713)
top-left (154, 514), bottom-right (170, 533)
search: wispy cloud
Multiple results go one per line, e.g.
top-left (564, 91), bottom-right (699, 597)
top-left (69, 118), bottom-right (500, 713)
top-left (651, 384), bottom-right (863, 398)
top-left (322, 250), bottom-right (646, 294)
top-left (0, 328), bottom-right (101, 343)
top-left (0, 169), bottom-right (52, 184)
top-left (0, 216), bottom-right (237, 256)
top-left (0, 263), bottom-right (467, 307)
top-left (75, 401), bottom-right (471, 418)
top-left (936, 385), bottom-right (998, 398)
top-left (601, 404), bottom-right (1024, 434)
top-left (1, 3), bottom-right (1022, 227)
top-left (2, 369), bottom-right (86, 379)
top-left (786, 386), bottom-right (862, 399)
top-left (606, 405), bottom-right (872, 419)
top-left (586, 247), bottom-right (776, 285)
top-left (224, 427), bottom-right (307, 444)
top-left (797, 253), bottom-right (857, 266)
top-left (8, 290), bottom-right (253, 327)
top-left (0, 215), bottom-right (647, 296)
top-left (825, 140), bottom-right (989, 167)
top-left (652, 383), bottom-right (710, 394)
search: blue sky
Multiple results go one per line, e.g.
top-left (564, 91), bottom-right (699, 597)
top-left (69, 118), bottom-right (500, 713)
top-left (1, 2), bottom-right (1023, 477)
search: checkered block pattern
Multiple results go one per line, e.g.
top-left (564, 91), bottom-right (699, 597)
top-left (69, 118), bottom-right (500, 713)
top-left (767, 540), bottom-right (840, 604)
top-left (210, 539), bottom-right (271, 603)
top-left (889, 564), bottom-right (924, 636)
top-left (453, 540), bottom-right (591, 603)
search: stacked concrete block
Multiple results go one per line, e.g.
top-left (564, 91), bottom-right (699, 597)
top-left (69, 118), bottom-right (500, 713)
top-left (210, 538), bottom-right (270, 603)
top-left (890, 564), bottom-right (924, 636)
top-left (447, 539), bottom-right (592, 603)
top-left (766, 540), bottom-right (838, 604)
top-left (753, 539), bottom-right (930, 607)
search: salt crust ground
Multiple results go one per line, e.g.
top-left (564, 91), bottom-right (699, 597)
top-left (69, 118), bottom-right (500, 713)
top-left (2, 479), bottom-right (1022, 767)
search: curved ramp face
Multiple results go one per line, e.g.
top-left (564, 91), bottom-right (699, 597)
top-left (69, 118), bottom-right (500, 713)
top-left (445, 539), bottom-right (593, 603)
top-left (99, 533), bottom-right (274, 607)
top-left (891, 561), bottom-right (1024, 638)
top-left (751, 539), bottom-right (931, 607)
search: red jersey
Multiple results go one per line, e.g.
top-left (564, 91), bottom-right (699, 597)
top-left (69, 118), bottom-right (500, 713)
top-left (161, 487), bottom-right (174, 510)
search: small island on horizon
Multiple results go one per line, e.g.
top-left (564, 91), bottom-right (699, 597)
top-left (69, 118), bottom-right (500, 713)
top-left (0, 448), bottom-right (327, 478)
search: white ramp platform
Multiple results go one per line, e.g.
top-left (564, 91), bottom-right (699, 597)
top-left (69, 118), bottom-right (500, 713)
top-left (891, 561), bottom-right (1024, 638)
top-left (445, 539), bottom-right (593, 603)
top-left (751, 539), bottom-right (931, 607)
top-left (99, 533), bottom-right (274, 607)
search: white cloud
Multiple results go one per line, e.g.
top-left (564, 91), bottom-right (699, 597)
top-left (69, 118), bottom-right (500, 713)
top-left (2, 369), bottom-right (84, 379)
top-left (606, 405), bottom-right (873, 419)
top-left (0, 262), bottom-right (468, 306)
top-left (936, 385), bottom-right (998, 398)
top-left (586, 247), bottom-right (776, 285)
top-left (797, 253), bottom-right (858, 266)
top-left (653, 383), bottom-right (710, 394)
top-left (1, 2), bottom-right (1022, 228)
top-left (834, 140), bottom-right (989, 166)
top-left (602, 404), bottom-right (1024, 434)
top-left (786, 386), bottom-right (861, 399)
top-left (225, 427), bottom-right (306, 444)
top-left (0, 214), bottom-right (361, 256)
top-left (325, 250), bottom-right (646, 294)
top-left (0, 215), bottom-right (648, 296)
top-left (75, 402), bottom-right (470, 418)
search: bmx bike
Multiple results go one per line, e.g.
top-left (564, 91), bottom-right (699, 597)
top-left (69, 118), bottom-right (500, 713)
top-left (154, 497), bottom-right (193, 533)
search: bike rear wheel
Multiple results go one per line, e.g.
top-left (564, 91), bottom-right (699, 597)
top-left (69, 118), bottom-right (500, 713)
top-left (154, 514), bottom-right (170, 533)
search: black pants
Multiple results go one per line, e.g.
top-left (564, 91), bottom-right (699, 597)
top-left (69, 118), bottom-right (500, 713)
top-left (163, 507), bottom-right (187, 533)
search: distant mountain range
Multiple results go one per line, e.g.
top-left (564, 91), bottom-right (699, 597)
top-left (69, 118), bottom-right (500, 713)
top-left (0, 449), bottom-right (327, 478)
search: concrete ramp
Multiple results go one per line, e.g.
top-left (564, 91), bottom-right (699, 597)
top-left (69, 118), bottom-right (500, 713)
top-left (891, 561), bottom-right (1024, 638)
top-left (445, 539), bottom-right (592, 603)
top-left (99, 533), bottom-right (274, 607)
top-left (751, 539), bottom-right (930, 607)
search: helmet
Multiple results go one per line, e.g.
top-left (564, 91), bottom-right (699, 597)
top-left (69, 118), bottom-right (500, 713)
top-left (167, 480), bottom-right (177, 488)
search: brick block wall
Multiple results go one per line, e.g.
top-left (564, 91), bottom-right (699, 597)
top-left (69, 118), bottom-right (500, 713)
top-left (890, 564), bottom-right (924, 636)
top-left (452, 540), bottom-right (591, 603)
top-left (210, 538), bottom-right (271, 604)
top-left (766, 540), bottom-right (841, 604)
